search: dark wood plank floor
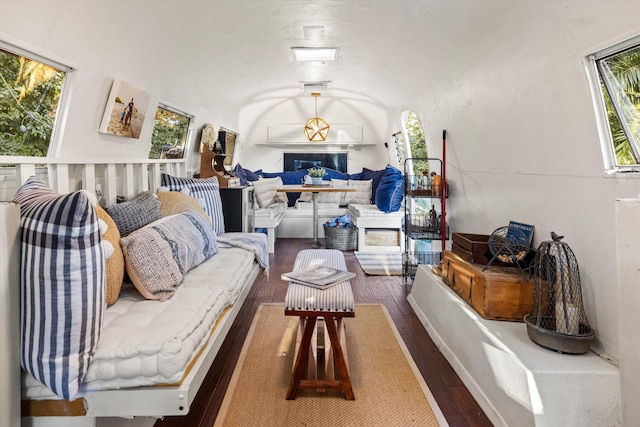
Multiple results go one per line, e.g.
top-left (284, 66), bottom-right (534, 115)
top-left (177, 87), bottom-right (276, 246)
top-left (155, 238), bottom-right (493, 427)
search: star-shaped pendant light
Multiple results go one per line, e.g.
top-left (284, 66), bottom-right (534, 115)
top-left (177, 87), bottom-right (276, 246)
top-left (304, 92), bottom-right (330, 142)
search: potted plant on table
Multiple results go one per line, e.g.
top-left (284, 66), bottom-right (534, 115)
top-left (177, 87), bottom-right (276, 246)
top-left (308, 167), bottom-right (327, 185)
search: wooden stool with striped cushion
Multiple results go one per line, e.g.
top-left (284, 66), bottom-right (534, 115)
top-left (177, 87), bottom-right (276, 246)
top-left (284, 249), bottom-right (355, 400)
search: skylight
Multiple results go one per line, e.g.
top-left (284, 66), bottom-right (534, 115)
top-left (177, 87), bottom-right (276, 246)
top-left (291, 47), bottom-right (338, 62)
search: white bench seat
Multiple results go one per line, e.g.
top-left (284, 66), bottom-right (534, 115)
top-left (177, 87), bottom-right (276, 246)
top-left (253, 201), bottom-right (286, 252)
top-left (348, 204), bottom-right (405, 252)
top-left (407, 265), bottom-right (620, 427)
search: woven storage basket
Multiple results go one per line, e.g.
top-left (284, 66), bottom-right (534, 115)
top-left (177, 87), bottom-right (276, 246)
top-left (323, 224), bottom-right (358, 251)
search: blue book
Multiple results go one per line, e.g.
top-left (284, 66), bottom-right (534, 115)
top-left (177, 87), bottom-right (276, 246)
top-left (506, 221), bottom-right (535, 247)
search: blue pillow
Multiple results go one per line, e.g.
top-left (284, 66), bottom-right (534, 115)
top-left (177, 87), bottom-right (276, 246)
top-left (232, 163), bottom-right (249, 185)
top-left (348, 171), bottom-right (364, 180)
top-left (361, 167), bottom-right (387, 203)
top-left (323, 168), bottom-right (348, 181)
top-left (375, 166), bottom-right (404, 213)
top-left (262, 169), bottom-right (306, 185)
top-left (246, 169), bottom-right (262, 182)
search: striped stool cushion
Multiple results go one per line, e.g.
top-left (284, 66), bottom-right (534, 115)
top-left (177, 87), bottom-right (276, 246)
top-left (285, 249), bottom-right (354, 312)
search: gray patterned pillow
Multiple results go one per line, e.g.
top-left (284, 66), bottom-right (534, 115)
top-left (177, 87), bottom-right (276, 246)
top-left (12, 176), bottom-right (105, 400)
top-left (121, 210), bottom-right (218, 301)
top-left (104, 191), bottom-right (161, 237)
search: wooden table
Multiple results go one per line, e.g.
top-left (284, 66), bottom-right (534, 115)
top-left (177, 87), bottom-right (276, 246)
top-left (278, 184), bottom-right (355, 248)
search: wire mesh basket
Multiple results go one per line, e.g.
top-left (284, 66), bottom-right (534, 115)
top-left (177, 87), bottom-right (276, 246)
top-left (323, 224), bottom-right (358, 251)
top-left (403, 251), bottom-right (443, 279)
top-left (524, 233), bottom-right (595, 353)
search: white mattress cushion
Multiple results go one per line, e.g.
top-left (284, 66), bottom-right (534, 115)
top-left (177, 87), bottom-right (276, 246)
top-left (295, 201), bottom-right (340, 210)
top-left (254, 201), bottom-right (286, 218)
top-left (348, 203), bottom-right (404, 218)
top-left (22, 246), bottom-right (258, 398)
top-left (184, 247), bottom-right (256, 304)
top-left (79, 281), bottom-right (230, 391)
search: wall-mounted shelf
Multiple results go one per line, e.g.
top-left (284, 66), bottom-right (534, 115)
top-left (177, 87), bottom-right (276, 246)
top-left (266, 124), bottom-right (364, 144)
top-left (255, 142), bottom-right (376, 148)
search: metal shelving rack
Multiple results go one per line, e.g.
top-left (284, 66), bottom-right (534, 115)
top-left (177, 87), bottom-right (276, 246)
top-left (403, 131), bottom-right (448, 285)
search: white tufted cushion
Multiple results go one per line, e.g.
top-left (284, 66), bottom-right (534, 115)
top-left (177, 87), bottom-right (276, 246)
top-left (314, 179), bottom-right (347, 204)
top-left (342, 179), bottom-right (372, 205)
top-left (250, 177), bottom-right (287, 208)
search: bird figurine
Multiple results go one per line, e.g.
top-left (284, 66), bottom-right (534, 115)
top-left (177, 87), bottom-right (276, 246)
top-left (550, 231), bottom-right (564, 242)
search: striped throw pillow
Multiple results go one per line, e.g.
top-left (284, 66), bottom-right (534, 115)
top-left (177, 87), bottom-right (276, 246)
top-left (160, 174), bottom-right (225, 235)
top-left (12, 177), bottom-right (105, 400)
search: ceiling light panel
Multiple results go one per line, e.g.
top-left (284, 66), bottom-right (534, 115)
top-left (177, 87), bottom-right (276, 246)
top-left (291, 47), bottom-right (338, 62)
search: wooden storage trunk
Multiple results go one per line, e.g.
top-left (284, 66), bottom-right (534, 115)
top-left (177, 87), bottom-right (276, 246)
top-left (440, 250), bottom-right (533, 321)
top-left (451, 232), bottom-right (491, 264)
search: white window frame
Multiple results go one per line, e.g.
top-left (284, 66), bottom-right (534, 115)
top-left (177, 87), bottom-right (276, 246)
top-left (149, 102), bottom-right (195, 161)
top-left (586, 34), bottom-right (640, 174)
top-left (0, 40), bottom-right (74, 158)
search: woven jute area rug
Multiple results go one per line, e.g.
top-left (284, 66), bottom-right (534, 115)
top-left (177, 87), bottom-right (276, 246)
top-left (214, 303), bottom-right (448, 426)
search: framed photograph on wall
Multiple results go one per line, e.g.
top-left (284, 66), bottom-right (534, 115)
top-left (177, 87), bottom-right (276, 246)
top-left (99, 79), bottom-right (151, 139)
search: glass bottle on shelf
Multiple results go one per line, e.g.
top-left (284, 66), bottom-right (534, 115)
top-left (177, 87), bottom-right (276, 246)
top-left (420, 170), bottom-right (430, 190)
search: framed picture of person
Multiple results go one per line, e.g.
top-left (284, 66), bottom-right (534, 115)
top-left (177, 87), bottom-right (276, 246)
top-left (99, 79), bottom-right (151, 139)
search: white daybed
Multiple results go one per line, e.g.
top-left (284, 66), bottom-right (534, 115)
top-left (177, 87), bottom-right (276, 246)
top-left (0, 158), bottom-right (266, 427)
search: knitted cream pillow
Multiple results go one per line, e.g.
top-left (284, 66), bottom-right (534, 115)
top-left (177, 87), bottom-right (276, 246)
top-left (95, 205), bottom-right (125, 305)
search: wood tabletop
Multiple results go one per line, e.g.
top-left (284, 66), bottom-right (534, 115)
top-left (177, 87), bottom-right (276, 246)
top-left (277, 185), bottom-right (356, 192)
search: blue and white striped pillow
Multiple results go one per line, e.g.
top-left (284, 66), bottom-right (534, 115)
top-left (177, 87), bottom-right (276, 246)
top-left (13, 177), bottom-right (105, 401)
top-left (160, 174), bottom-right (225, 235)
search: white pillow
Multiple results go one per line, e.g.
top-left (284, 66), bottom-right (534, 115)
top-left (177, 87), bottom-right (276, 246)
top-left (317, 179), bottom-right (348, 204)
top-left (343, 179), bottom-right (372, 205)
top-left (251, 177), bottom-right (287, 208)
top-left (298, 192), bottom-right (312, 202)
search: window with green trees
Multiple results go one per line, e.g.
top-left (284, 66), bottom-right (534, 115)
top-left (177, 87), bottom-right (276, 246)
top-left (0, 44), bottom-right (69, 157)
top-left (149, 105), bottom-right (193, 159)
top-left (402, 110), bottom-right (428, 176)
top-left (592, 36), bottom-right (640, 170)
